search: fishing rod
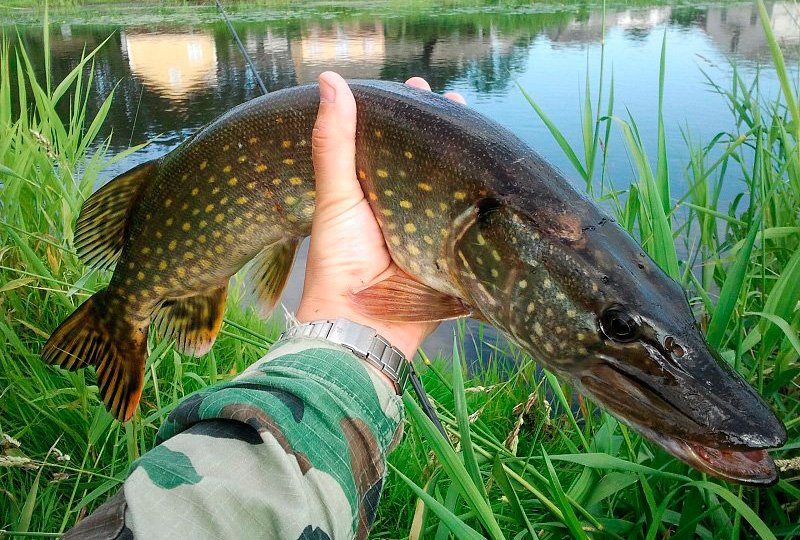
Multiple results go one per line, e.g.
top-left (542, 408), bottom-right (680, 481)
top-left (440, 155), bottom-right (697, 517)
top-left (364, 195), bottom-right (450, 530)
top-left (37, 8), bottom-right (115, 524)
top-left (213, 0), bottom-right (268, 95)
top-left (213, 0), bottom-right (448, 440)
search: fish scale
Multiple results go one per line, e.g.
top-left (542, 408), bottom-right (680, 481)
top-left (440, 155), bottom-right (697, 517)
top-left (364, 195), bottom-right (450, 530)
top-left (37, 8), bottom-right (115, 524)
top-left (42, 80), bottom-right (786, 485)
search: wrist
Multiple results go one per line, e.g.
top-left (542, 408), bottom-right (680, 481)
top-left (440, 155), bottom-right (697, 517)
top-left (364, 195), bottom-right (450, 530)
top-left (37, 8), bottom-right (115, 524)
top-left (295, 301), bottom-right (425, 360)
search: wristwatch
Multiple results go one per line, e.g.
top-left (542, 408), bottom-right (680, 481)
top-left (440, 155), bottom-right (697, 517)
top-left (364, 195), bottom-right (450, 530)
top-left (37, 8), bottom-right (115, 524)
top-left (279, 318), bottom-right (410, 393)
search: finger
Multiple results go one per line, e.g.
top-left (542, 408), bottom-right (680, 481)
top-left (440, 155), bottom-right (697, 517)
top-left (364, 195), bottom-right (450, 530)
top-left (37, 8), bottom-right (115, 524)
top-left (312, 71), bottom-right (362, 213)
top-left (404, 77), bottom-right (431, 92)
top-left (444, 91), bottom-right (466, 105)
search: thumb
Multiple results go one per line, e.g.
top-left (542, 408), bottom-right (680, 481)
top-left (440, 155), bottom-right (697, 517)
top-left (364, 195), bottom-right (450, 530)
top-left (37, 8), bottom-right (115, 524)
top-left (311, 71), bottom-right (362, 217)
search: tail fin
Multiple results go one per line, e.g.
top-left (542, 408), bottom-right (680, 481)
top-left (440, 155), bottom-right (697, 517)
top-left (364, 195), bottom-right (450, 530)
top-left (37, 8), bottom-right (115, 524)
top-left (42, 289), bottom-right (148, 422)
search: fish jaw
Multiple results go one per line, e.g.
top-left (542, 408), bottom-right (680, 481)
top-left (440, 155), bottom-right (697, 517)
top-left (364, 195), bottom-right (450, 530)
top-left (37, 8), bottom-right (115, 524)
top-left (574, 343), bottom-right (786, 485)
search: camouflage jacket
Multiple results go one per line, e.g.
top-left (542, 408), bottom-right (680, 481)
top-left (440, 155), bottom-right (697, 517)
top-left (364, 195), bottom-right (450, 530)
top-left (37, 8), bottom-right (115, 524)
top-left (63, 337), bottom-right (405, 539)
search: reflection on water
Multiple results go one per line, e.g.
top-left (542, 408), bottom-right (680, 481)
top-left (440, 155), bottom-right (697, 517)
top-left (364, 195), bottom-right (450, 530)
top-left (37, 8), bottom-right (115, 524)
top-left (3, 2), bottom-right (798, 361)
top-left (124, 32), bottom-right (218, 100)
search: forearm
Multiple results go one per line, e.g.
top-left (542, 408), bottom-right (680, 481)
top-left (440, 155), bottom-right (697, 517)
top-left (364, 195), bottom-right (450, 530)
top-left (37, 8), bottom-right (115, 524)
top-left (63, 337), bottom-right (404, 540)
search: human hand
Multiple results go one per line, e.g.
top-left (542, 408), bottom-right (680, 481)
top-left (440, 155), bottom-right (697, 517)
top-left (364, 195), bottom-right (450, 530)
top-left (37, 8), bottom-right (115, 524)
top-left (296, 72), bottom-right (465, 368)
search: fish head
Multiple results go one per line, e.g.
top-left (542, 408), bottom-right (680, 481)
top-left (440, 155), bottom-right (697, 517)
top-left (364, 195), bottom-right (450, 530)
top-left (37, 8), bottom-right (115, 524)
top-left (451, 196), bottom-right (787, 485)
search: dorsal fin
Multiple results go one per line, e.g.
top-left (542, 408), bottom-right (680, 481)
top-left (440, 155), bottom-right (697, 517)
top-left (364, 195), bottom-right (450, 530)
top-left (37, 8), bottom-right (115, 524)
top-left (74, 159), bottom-right (159, 270)
top-left (153, 285), bottom-right (228, 357)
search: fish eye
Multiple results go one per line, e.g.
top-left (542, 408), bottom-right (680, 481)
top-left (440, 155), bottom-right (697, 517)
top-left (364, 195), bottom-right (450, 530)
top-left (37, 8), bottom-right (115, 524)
top-left (599, 305), bottom-right (640, 343)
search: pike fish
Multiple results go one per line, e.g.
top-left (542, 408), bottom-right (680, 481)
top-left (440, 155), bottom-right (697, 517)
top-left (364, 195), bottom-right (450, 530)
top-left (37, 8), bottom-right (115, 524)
top-left (43, 81), bottom-right (786, 485)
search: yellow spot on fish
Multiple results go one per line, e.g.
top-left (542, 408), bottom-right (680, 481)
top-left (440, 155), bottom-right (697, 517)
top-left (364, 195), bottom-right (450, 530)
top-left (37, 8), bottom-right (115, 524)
top-left (215, 213), bottom-right (225, 223)
top-left (283, 158), bottom-right (295, 166)
top-left (233, 217), bottom-right (243, 226)
top-left (183, 252), bottom-right (194, 261)
top-left (249, 137), bottom-right (258, 144)
top-left (491, 250), bottom-right (501, 261)
top-left (182, 222), bottom-right (191, 231)
top-left (454, 191), bottom-right (466, 200)
top-left (400, 200), bottom-right (412, 209)
top-left (592, 282), bottom-right (599, 292)
top-left (212, 186), bottom-right (221, 195)
top-left (181, 173), bottom-right (188, 181)
top-left (168, 240), bottom-right (177, 250)
top-left (205, 203), bottom-right (215, 213)
top-left (544, 343), bottom-right (555, 354)
top-left (425, 208), bottom-right (435, 218)
top-left (390, 235), bottom-right (401, 246)
top-left (220, 196), bottom-right (229, 205)
top-left (287, 214), bottom-right (298, 222)
top-left (423, 235), bottom-right (434, 245)
top-left (439, 202), bottom-right (449, 211)
top-left (198, 235), bottom-right (207, 244)
top-left (417, 183), bottom-right (432, 191)
top-left (255, 164), bottom-right (268, 173)
top-left (225, 234), bottom-right (234, 243)
top-left (215, 245), bottom-right (225, 254)
top-left (128, 294), bottom-right (137, 303)
top-left (408, 244), bottom-right (421, 256)
top-left (374, 129), bottom-right (382, 139)
top-left (199, 220), bottom-right (207, 228)
top-left (181, 202), bottom-right (189, 211)
top-left (192, 208), bottom-right (200, 216)
top-left (208, 175), bottom-right (216, 184)
top-left (237, 196), bottom-right (248, 204)
top-left (256, 215), bottom-right (267, 222)
top-left (384, 189), bottom-right (394, 196)
top-left (382, 209), bottom-right (394, 216)
top-left (246, 181), bottom-right (257, 190)
top-left (404, 150), bottom-right (413, 159)
top-left (125, 278), bottom-right (133, 286)
top-left (543, 278), bottom-right (552, 289)
top-left (410, 261), bottom-right (421, 272)
top-left (228, 177), bottom-right (238, 186)
top-left (519, 280), bottom-right (528, 289)
top-left (184, 239), bottom-right (193, 247)
top-left (289, 176), bottom-right (303, 186)
top-left (440, 228), bottom-right (449, 238)
top-left (476, 233), bottom-right (486, 245)
top-left (534, 322), bottom-right (543, 336)
top-left (404, 223), bottom-right (417, 233)
top-left (165, 198), bottom-right (173, 208)
top-left (376, 169), bottom-right (389, 178)
top-left (156, 247), bottom-right (163, 254)
top-left (556, 292), bottom-right (566, 301)
top-left (137, 271), bottom-right (145, 280)
top-left (237, 155), bottom-right (247, 163)
top-left (368, 192), bottom-right (378, 201)
top-left (141, 247), bottom-right (151, 255)
top-left (212, 231), bottom-right (221, 239)
top-left (199, 160), bottom-right (208, 170)
top-left (176, 267), bottom-right (186, 278)
top-left (272, 178), bottom-right (282, 186)
top-left (223, 144), bottom-right (230, 152)
top-left (358, 169), bottom-right (366, 180)
top-left (577, 333), bottom-right (586, 341)
top-left (223, 165), bottom-right (232, 173)
top-left (527, 302), bottom-right (535, 314)
top-left (285, 195), bottom-right (297, 205)
top-left (305, 190), bottom-right (316, 198)
top-left (491, 268), bottom-right (499, 278)
top-left (282, 140), bottom-right (292, 149)
top-left (567, 309), bottom-right (577, 317)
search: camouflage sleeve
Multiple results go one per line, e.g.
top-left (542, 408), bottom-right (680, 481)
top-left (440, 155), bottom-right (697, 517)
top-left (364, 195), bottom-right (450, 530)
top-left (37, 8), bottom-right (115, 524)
top-left (62, 337), bottom-right (405, 540)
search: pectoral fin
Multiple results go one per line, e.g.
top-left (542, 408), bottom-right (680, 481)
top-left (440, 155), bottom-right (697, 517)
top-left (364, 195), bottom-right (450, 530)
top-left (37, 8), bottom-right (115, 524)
top-left (352, 273), bottom-right (472, 322)
top-left (154, 285), bottom-right (228, 356)
top-left (241, 238), bottom-right (300, 319)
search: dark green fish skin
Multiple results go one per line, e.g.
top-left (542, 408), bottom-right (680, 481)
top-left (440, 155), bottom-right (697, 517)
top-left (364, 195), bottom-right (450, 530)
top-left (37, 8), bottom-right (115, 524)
top-left (44, 81), bottom-right (785, 484)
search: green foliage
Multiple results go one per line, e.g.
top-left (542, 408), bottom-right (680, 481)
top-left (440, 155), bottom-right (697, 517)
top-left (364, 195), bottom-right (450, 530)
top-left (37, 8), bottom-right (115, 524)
top-left (2, 3), bottom-right (799, 539)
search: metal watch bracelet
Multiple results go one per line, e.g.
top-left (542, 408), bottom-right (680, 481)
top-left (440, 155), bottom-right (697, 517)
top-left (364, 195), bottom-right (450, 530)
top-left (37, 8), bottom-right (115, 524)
top-left (279, 318), bottom-right (410, 393)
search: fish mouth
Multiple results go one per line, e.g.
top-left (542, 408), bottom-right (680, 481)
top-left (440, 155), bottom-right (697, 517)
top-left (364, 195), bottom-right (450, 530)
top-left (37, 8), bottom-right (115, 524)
top-left (580, 362), bottom-right (782, 486)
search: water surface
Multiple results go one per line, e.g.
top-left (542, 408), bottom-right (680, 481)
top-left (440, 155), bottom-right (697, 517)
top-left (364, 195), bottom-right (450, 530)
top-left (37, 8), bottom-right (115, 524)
top-left (3, 1), bottom-right (798, 364)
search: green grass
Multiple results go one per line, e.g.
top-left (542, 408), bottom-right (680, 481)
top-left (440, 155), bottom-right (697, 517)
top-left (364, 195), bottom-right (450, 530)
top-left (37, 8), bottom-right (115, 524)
top-left (2, 1), bottom-right (799, 537)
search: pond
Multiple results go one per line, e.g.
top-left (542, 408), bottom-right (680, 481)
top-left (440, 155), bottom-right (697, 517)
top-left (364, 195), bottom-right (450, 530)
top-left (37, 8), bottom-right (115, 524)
top-left (2, 1), bottom-right (798, 365)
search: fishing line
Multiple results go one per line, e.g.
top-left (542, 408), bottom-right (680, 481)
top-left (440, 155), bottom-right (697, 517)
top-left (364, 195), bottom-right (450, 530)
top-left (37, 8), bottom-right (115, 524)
top-left (213, 0), bottom-right (268, 95)
top-left (213, 1), bottom-right (446, 438)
